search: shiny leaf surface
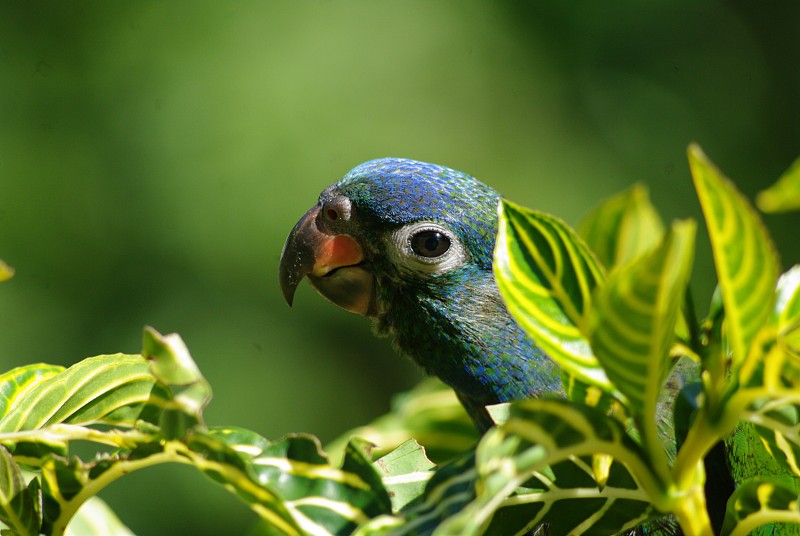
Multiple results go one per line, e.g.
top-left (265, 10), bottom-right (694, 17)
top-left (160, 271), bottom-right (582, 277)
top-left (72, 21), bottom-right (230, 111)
top-left (689, 143), bottom-right (780, 369)
top-left (495, 200), bottom-right (613, 392)
top-left (578, 183), bottom-right (665, 269)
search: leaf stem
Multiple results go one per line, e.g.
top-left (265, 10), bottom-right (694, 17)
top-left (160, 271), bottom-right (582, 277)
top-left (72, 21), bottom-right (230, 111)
top-left (671, 481), bottom-right (714, 536)
top-left (0, 424), bottom-right (152, 454)
top-left (49, 442), bottom-right (193, 535)
top-left (671, 408), bottom-right (718, 490)
top-left (682, 286), bottom-right (702, 354)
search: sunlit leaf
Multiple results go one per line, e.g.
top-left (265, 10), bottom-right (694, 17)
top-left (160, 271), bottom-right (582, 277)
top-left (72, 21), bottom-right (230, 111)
top-left (372, 439), bottom-right (434, 512)
top-left (756, 156), bottom-right (800, 213)
top-left (142, 327), bottom-right (211, 439)
top-left (720, 477), bottom-right (800, 536)
top-left (66, 497), bottom-right (134, 536)
top-left (578, 183), bottom-right (665, 269)
top-left (210, 431), bottom-right (392, 536)
top-left (386, 449), bottom-right (477, 535)
top-left (435, 399), bottom-right (664, 536)
top-left (0, 445), bottom-right (40, 535)
top-left (494, 200), bottom-right (613, 392)
top-left (731, 336), bottom-right (800, 481)
top-left (0, 364), bottom-right (63, 421)
top-left (0, 355), bottom-right (163, 436)
top-left (689, 143), bottom-right (780, 369)
top-left (0, 261), bottom-right (13, 283)
top-left (590, 220), bottom-right (696, 468)
top-left (326, 378), bottom-right (477, 465)
top-left (775, 266), bottom-right (800, 357)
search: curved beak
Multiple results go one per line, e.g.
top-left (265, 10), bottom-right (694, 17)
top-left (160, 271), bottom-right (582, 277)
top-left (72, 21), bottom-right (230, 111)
top-left (279, 205), bottom-right (375, 315)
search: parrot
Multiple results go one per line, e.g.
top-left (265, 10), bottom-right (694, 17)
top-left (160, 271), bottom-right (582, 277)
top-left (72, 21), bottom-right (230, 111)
top-left (278, 158), bottom-right (733, 534)
top-left (279, 158), bottom-right (562, 432)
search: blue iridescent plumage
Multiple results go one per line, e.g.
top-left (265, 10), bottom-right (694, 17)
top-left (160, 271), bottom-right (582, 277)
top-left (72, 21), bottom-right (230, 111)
top-left (280, 158), bottom-right (561, 429)
top-left (278, 160), bottom-right (730, 534)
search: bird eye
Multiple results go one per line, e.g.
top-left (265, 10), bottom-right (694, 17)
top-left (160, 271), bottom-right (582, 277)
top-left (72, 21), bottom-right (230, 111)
top-left (325, 207), bottom-right (339, 221)
top-left (410, 230), bottom-right (451, 258)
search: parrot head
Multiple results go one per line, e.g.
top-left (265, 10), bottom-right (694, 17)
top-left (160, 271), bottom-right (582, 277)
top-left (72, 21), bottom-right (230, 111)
top-left (279, 158), bottom-right (560, 428)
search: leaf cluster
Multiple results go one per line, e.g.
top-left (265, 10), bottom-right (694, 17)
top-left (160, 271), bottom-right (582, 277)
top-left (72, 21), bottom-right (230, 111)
top-left (0, 144), bottom-right (799, 535)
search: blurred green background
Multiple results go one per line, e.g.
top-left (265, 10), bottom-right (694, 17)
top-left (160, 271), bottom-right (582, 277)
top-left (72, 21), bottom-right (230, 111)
top-left (1, 1), bottom-right (798, 534)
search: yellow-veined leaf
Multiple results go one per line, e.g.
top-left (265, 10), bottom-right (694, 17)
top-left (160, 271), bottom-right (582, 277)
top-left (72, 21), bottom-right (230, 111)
top-left (578, 183), bottom-right (665, 269)
top-left (689, 143), bottom-right (780, 369)
top-left (434, 399), bottom-right (666, 536)
top-left (494, 200), bottom-right (614, 393)
top-left (590, 220), bottom-right (696, 470)
top-left (720, 477), bottom-right (800, 536)
top-left (757, 155), bottom-right (800, 213)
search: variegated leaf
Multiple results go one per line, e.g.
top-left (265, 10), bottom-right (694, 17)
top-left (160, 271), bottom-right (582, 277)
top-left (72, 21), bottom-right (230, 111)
top-left (372, 439), bottom-right (435, 512)
top-left (382, 450), bottom-right (478, 536)
top-left (578, 183), bottom-right (665, 269)
top-left (720, 477), bottom-right (800, 536)
top-left (0, 355), bottom-right (162, 435)
top-left (326, 378), bottom-right (477, 465)
top-left (0, 445), bottom-right (40, 535)
top-left (756, 155), bottom-right (800, 213)
top-left (776, 265), bottom-right (800, 358)
top-left (590, 220), bottom-right (695, 467)
top-left (211, 430), bottom-right (392, 535)
top-left (726, 268), bottom-right (800, 483)
top-left (142, 327), bottom-right (212, 439)
top-left (66, 497), bottom-right (134, 536)
top-left (0, 364), bottom-right (63, 420)
top-left (433, 399), bottom-right (664, 536)
top-left (689, 143), bottom-right (780, 370)
top-left (494, 200), bottom-right (613, 393)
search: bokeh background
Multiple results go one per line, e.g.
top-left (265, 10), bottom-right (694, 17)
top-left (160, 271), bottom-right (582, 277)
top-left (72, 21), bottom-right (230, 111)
top-left (1, 1), bottom-right (798, 534)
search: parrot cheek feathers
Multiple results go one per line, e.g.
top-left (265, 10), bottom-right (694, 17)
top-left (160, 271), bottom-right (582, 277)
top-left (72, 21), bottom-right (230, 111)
top-left (308, 266), bottom-right (375, 315)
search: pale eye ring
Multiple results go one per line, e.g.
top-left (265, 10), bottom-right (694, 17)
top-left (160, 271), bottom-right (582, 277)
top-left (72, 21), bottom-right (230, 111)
top-left (390, 222), bottom-right (464, 274)
top-left (410, 230), bottom-right (450, 258)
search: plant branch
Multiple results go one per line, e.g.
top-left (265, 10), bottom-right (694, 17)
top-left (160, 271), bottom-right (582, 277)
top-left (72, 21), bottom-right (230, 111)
top-left (49, 442), bottom-right (193, 535)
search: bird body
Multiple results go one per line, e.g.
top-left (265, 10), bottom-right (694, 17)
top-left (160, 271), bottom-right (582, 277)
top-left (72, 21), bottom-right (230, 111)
top-left (280, 158), bottom-right (561, 429)
top-left (280, 158), bottom-right (734, 534)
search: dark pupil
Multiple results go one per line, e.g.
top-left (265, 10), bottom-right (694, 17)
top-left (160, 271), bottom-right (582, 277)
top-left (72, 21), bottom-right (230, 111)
top-left (411, 231), bottom-right (450, 258)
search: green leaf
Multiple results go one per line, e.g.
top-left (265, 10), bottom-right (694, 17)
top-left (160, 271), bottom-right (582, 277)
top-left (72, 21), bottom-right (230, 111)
top-left (689, 143), bottom-right (780, 369)
top-left (210, 430), bottom-right (392, 535)
top-left (326, 378), bottom-right (477, 465)
top-left (726, 419), bottom-right (800, 492)
top-left (186, 431), bottom-right (306, 535)
top-left (0, 445), bottom-right (40, 535)
top-left (387, 449), bottom-right (478, 535)
top-left (590, 219), bottom-right (696, 466)
top-left (757, 156), bottom-right (800, 213)
top-left (435, 399), bottom-right (664, 536)
top-left (0, 261), bottom-right (13, 283)
top-left (0, 355), bottom-right (163, 439)
top-left (142, 327), bottom-right (212, 439)
top-left (775, 265), bottom-right (800, 357)
top-left (494, 199), bottom-right (613, 392)
top-left (578, 183), bottom-right (665, 269)
top-left (66, 497), bottom-right (134, 536)
top-left (721, 477), bottom-right (800, 536)
top-left (372, 439), bottom-right (434, 512)
top-left (730, 335), bottom-right (800, 480)
top-left (0, 364), bottom-right (64, 420)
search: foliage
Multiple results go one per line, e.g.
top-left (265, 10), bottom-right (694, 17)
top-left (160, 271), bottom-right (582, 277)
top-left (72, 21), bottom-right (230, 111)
top-left (2, 144), bottom-right (800, 534)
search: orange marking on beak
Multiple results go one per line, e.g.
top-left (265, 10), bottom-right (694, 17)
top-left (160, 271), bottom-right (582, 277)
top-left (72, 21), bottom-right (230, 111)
top-left (311, 234), bottom-right (364, 277)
